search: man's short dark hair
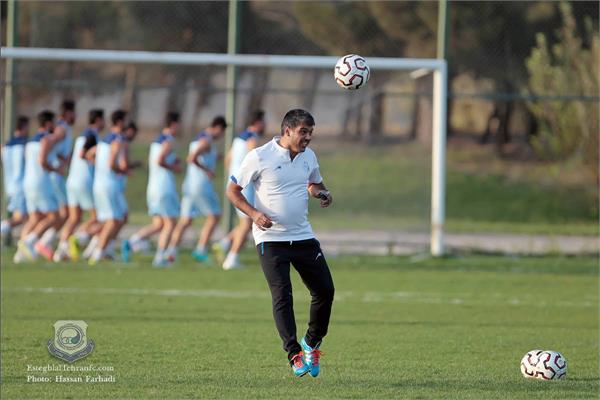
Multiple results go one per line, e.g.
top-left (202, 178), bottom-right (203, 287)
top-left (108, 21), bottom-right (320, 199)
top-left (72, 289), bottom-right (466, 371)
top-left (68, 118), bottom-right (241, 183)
top-left (127, 121), bottom-right (138, 132)
top-left (165, 111), bottom-right (180, 126)
top-left (89, 109), bottom-right (104, 125)
top-left (61, 99), bottom-right (76, 113)
top-left (211, 116), bottom-right (227, 129)
top-left (38, 110), bottom-right (55, 127)
top-left (16, 116), bottom-right (29, 131)
top-left (111, 110), bottom-right (128, 125)
top-left (248, 110), bottom-right (265, 126)
top-left (280, 109), bottom-right (315, 135)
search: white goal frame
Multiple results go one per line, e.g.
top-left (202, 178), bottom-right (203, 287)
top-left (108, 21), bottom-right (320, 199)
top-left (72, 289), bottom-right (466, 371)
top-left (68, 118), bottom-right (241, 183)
top-left (0, 46), bottom-right (447, 256)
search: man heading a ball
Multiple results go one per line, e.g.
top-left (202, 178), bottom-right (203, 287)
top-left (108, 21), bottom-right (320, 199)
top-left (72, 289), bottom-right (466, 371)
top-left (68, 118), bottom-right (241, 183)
top-left (226, 109), bottom-right (334, 378)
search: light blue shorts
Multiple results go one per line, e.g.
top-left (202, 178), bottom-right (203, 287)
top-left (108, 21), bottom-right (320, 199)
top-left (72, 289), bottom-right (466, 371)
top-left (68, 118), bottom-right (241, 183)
top-left (147, 190), bottom-right (180, 218)
top-left (94, 183), bottom-right (127, 221)
top-left (181, 183), bottom-right (221, 218)
top-left (24, 185), bottom-right (59, 213)
top-left (6, 192), bottom-right (27, 214)
top-left (235, 186), bottom-right (255, 219)
top-left (67, 182), bottom-right (95, 211)
top-left (50, 173), bottom-right (68, 207)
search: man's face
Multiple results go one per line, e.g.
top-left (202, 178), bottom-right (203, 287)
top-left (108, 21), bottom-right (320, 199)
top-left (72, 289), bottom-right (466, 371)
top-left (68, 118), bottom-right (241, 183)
top-left (46, 121), bottom-right (55, 132)
top-left (125, 128), bottom-right (138, 142)
top-left (65, 110), bottom-right (76, 125)
top-left (170, 122), bottom-right (180, 135)
top-left (212, 125), bottom-right (225, 139)
top-left (255, 120), bottom-right (266, 135)
top-left (18, 123), bottom-right (29, 136)
top-left (95, 117), bottom-right (105, 131)
top-left (285, 123), bottom-right (314, 153)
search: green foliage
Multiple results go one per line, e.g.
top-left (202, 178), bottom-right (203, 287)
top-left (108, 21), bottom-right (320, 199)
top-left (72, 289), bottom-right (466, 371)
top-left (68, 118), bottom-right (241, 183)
top-left (1, 252), bottom-right (598, 398)
top-left (525, 3), bottom-right (599, 182)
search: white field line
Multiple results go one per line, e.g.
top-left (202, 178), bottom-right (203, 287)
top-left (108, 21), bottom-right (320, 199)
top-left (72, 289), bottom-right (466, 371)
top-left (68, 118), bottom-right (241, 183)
top-left (3, 287), bottom-right (596, 308)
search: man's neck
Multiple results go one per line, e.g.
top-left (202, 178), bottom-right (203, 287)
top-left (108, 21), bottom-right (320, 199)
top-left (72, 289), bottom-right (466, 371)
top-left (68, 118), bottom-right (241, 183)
top-left (277, 137), bottom-right (298, 160)
top-left (162, 128), bottom-right (172, 135)
top-left (111, 127), bottom-right (122, 134)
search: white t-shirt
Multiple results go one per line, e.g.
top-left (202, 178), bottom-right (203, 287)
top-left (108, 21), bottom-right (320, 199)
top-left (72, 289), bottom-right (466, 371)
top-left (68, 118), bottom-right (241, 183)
top-left (231, 136), bottom-right (323, 245)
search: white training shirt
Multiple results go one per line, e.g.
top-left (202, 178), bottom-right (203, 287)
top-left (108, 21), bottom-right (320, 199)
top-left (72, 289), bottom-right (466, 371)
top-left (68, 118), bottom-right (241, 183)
top-left (231, 136), bottom-right (323, 245)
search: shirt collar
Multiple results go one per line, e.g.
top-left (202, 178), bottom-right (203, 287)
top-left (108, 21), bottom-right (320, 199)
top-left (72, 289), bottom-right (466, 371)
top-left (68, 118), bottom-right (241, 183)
top-left (272, 136), bottom-right (291, 156)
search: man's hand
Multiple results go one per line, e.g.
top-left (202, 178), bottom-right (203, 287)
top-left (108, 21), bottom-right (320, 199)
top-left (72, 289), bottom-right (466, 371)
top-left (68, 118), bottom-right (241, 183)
top-left (316, 190), bottom-right (332, 208)
top-left (251, 210), bottom-right (273, 231)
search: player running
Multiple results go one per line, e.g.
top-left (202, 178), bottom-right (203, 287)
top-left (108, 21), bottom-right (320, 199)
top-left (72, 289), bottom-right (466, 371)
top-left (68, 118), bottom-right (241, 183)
top-left (226, 109), bottom-right (334, 377)
top-left (1, 116), bottom-right (30, 238)
top-left (89, 110), bottom-right (139, 264)
top-left (165, 116), bottom-right (227, 264)
top-left (54, 109), bottom-right (105, 262)
top-left (213, 110), bottom-right (265, 270)
top-left (43, 100), bottom-right (76, 251)
top-left (16, 111), bottom-right (64, 262)
top-left (123, 112), bottom-right (182, 267)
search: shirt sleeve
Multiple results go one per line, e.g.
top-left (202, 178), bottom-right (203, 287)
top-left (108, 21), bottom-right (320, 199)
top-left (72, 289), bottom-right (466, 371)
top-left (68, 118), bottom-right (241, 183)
top-left (308, 152), bottom-right (323, 184)
top-left (231, 150), bottom-right (260, 188)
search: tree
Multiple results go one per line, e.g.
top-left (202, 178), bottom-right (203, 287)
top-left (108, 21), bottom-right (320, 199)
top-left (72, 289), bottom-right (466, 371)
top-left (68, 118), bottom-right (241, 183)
top-left (525, 2), bottom-right (599, 183)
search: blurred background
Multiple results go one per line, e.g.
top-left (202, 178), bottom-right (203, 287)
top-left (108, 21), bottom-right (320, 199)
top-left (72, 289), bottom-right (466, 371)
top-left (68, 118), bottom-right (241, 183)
top-left (1, 1), bottom-right (598, 253)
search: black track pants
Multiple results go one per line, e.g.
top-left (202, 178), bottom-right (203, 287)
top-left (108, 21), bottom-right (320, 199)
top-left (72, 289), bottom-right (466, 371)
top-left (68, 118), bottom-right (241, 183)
top-left (257, 239), bottom-right (335, 360)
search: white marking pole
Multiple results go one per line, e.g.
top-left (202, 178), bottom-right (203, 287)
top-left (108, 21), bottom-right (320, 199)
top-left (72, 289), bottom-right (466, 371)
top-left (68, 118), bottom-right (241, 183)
top-left (431, 62), bottom-right (448, 256)
top-left (0, 47), bottom-right (447, 256)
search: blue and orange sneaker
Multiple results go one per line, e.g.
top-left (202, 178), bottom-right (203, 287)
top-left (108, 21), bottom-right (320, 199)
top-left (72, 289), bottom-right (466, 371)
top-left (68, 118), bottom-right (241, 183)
top-left (301, 337), bottom-right (323, 377)
top-left (289, 352), bottom-right (310, 377)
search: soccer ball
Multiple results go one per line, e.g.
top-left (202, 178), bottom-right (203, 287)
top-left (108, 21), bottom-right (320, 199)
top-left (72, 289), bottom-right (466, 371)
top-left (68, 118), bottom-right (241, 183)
top-left (334, 54), bottom-right (370, 90)
top-left (520, 349), bottom-right (543, 378)
top-left (534, 350), bottom-right (567, 380)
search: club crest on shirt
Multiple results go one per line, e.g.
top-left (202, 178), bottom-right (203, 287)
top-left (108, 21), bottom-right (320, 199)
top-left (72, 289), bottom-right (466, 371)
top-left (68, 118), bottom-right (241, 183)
top-left (303, 161), bottom-right (310, 172)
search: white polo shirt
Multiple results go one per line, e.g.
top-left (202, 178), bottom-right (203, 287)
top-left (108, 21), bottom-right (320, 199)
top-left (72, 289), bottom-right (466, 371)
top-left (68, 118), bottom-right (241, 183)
top-left (231, 136), bottom-right (323, 245)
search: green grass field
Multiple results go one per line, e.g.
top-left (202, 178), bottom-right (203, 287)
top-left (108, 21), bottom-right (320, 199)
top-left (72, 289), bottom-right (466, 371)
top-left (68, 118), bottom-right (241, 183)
top-left (1, 250), bottom-right (598, 399)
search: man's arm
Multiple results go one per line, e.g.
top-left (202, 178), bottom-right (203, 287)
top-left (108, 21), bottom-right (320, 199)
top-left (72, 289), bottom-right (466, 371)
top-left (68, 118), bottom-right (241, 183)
top-left (39, 136), bottom-right (63, 173)
top-left (226, 182), bottom-right (272, 230)
top-left (187, 139), bottom-right (214, 179)
top-left (158, 140), bottom-right (182, 173)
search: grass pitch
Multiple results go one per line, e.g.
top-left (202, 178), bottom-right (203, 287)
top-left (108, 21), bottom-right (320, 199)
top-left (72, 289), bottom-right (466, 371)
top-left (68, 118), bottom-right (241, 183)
top-left (1, 250), bottom-right (598, 399)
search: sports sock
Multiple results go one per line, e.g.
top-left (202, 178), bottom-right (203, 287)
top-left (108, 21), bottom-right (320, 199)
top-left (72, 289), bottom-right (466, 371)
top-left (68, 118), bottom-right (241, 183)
top-left (219, 237), bottom-right (232, 251)
top-left (58, 241), bottom-right (69, 252)
top-left (195, 244), bottom-right (206, 254)
top-left (90, 247), bottom-right (104, 262)
top-left (25, 232), bottom-right (39, 246)
top-left (153, 248), bottom-right (165, 263)
top-left (40, 228), bottom-right (57, 247)
top-left (106, 240), bottom-right (116, 256)
top-left (129, 234), bottom-right (141, 245)
top-left (75, 231), bottom-right (90, 246)
top-left (83, 235), bottom-right (99, 258)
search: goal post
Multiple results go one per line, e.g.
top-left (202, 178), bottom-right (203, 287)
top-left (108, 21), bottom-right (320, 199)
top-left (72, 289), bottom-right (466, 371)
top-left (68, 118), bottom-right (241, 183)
top-left (0, 46), bottom-right (447, 256)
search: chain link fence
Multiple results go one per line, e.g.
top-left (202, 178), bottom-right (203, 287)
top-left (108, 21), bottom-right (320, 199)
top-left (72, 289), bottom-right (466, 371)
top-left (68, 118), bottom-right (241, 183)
top-left (1, 1), bottom-right (598, 235)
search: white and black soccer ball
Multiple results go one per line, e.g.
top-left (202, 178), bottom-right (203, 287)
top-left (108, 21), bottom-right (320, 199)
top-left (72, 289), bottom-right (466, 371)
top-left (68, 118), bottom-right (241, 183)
top-left (520, 349), bottom-right (544, 378)
top-left (334, 54), bottom-right (370, 90)
top-left (534, 350), bottom-right (567, 380)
